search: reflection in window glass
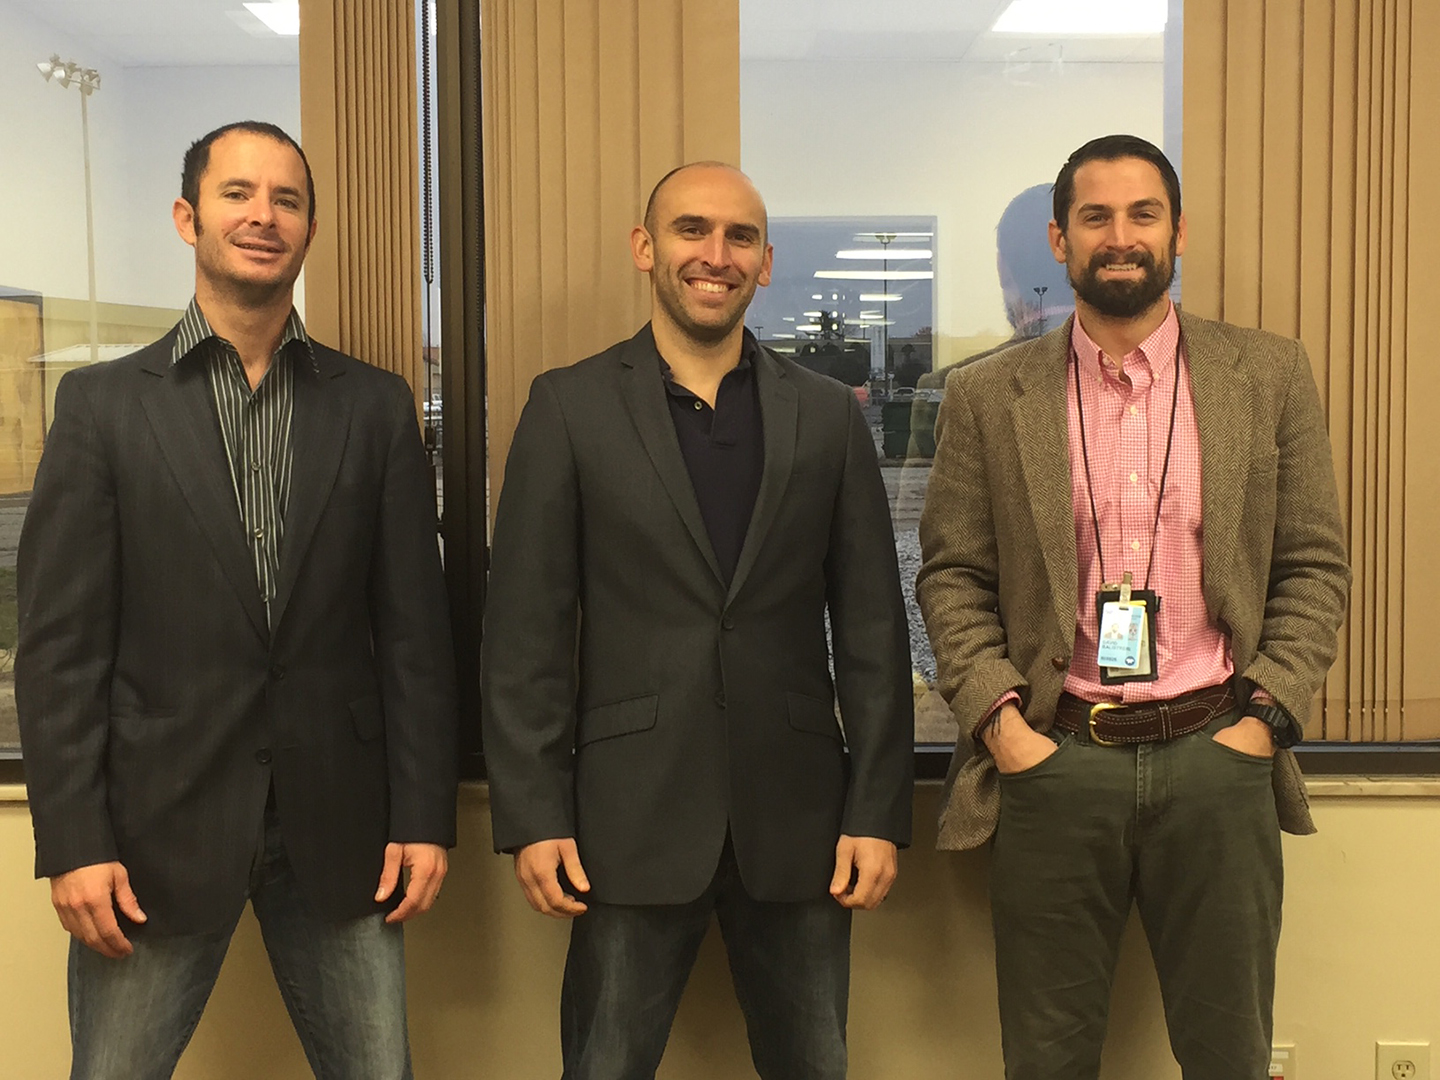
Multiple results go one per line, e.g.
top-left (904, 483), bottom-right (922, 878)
top-left (740, 0), bottom-right (1183, 743)
top-left (0, 0), bottom-right (301, 754)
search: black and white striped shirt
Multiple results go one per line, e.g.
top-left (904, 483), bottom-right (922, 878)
top-left (172, 298), bottom-right (315, 627)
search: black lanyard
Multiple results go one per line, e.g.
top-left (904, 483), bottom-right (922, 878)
top-left (1071, 338), bottom-right (1181, 590)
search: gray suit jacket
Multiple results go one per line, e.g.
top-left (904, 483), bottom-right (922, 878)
top-left (481, 324), bottom-right (913, 904)
top-left (917, 311), bottom-right (1350, 850)
top-left (16, 331), bottom-right (458, 934)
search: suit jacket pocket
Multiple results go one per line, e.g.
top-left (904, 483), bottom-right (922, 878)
top-left (349, 696), bottom-right (385, 741)
top-left (576, 695), bottom-right (659, 747)
top-left (786, 692), bottom-right (843, 742)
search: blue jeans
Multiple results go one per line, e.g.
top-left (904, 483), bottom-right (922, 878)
top-left (68, 806), bottom-right (411, 1080)
top-left (560, 837), bottom-right (851, 1080)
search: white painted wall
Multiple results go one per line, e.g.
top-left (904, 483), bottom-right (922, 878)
top-left (0, 0), bottom-right (301, 316)
top-left (0, 1), bottom-right (130, 304)
top-left (741, 58), bottom-right (1166, 352)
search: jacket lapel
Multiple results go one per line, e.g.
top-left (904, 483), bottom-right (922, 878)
top-left (725, 346), bottom-right (798, 604)
top-left (1178, 311), bottom-right (1247, 624)
top-left (1011, 322), bottom-right (1079, 638)
top-left (270, 345), bottom-right (352, 632)
top-left (618, 326), bottom-right (726, 586)
top-left (138, 337), bottom-right (269, 643)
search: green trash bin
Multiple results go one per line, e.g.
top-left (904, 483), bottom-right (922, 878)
top-left (881, 399), bottom-right (912, 459)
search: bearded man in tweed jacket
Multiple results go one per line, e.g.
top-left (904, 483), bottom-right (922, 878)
top-left (917, 135), bottom-right (1349, 1079)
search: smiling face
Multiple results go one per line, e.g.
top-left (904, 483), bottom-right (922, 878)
top-left (631, 164), bottom-right (773, 347)
top-left (172, 130), bottom-right (316, 305)
top-left (1049, 155), bottom-right (1186, 321)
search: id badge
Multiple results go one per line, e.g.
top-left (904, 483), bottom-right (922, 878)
top-left (1094, 573), bottom-right (1160, 685)
top-left (1097, 601), bottom-right (1145, 669)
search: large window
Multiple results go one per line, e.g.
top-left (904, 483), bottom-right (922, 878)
top-left (0, 0), bottom-right (302, 757)
top-left (740, 0), bottom-right (1183, 749)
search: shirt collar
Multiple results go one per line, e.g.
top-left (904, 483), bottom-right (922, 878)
top-left (656, 326), bottom-right (759, 390)
top-left (1070, 301), bottom-right (1179, 382)
top-left (170, 296), bottom-right (316, 374)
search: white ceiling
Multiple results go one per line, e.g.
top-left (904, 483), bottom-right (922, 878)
top-left (6, 0), bottom-right (1163, 70)
top-left (8, 0), bottom-right (299, 67)
top-left (740, 0), bottom-right (1165, 64)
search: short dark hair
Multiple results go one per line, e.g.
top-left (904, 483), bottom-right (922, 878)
top-left (1052, 134), bottom-right (1180, 233)
top-left (180, 121), bottom-right (316, 225)
top-left (642, 161), bottom-right (767, 240)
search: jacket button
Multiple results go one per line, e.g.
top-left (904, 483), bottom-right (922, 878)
top-left (270, 665), bottom-right (286, 681)
top-left (714, 692), bottom-right (727, 709)
top-left (721, 617), bottom-right (735, 630)
top-left (1051, 656), bottom-right (1068, 671)
top-left (255, 748), bottom-right (273, 765)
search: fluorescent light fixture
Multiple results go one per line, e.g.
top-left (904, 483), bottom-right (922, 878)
top-left (796, 323), bottom-right (823, 332)
top-left (782, 316), bottom-right (796, 322)
top-left (771, 332), bottom-right (797, 339)
top-left (803, 310), bottom-right (823, 318)
top-left (835, 249), bottom-right (933, 260)
top-left (852, 232), bottom-right (932, 240)
top-left (860, 293), bottom-right (904, 302)
top-left (992, 0), bottom-right (1166, 35)
top-left (811, 293), bottom-right (823, 300)
top-left (245, 1), bottom-right (300, 36)
top-left (814, 270), bottom-right (935, 281)
top-left (860, 311), bottom-right (882, 318)
top-left (843, 318), bottom-right (866, 326)
top-left (771, 346), bottom-right (797, 354)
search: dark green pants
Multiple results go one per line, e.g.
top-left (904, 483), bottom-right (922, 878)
top-left (991, 712), bottom-right (1283, 1079)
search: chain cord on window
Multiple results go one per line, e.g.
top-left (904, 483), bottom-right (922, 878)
top-left (421, 0), bottom-right (437, 464)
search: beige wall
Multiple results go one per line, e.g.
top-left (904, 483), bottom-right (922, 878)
top-left (3, 786), bottom-right (1437, 1079)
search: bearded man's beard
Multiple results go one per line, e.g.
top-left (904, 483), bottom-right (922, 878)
top-left (1068, 242), bottom-right (1176, 318)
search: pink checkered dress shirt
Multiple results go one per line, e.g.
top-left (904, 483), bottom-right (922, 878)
top-left (1061, 304), bottom-right (1233, 703)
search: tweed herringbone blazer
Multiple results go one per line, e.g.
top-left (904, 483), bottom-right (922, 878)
top-left (917, 311), bottom-right (1350, 850)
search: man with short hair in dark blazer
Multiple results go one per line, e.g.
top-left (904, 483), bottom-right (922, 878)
top-left (482, 161), bottom-right (913, 1079)
top-left (16, 121), bottom-right (457, 1079)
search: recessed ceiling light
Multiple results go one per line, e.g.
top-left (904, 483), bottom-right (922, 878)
top-left (814, 270), bottom-right (935, 281)
top-left (993, 0), bottom-right (1166, 35)
top-left (244, 1), bottom-right (300, 36)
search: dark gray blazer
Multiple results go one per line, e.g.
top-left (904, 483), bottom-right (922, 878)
top-left (16, 330), bottom-right (458, 935)
top-left (481, 325), bottom-right (913, 905)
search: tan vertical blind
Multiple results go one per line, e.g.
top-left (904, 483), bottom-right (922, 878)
top-left (1184, 0), bottom-right (1440, 740)
top-left (481, 0), bottom-right (741, 502)
top-left (298, 0), bottom-right (426, 404)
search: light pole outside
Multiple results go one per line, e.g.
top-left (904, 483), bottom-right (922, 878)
top-left (37, 55), bottom-right (102, 366)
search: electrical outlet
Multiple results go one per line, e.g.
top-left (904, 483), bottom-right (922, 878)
top-left (1270, 1041), bottom-right (1297, 1078)
top-left (1377, 1042), bottom-right (1430, 1080)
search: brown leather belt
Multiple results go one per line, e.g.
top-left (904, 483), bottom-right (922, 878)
top-left (1053, 683), bottom-right (1236, 746)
